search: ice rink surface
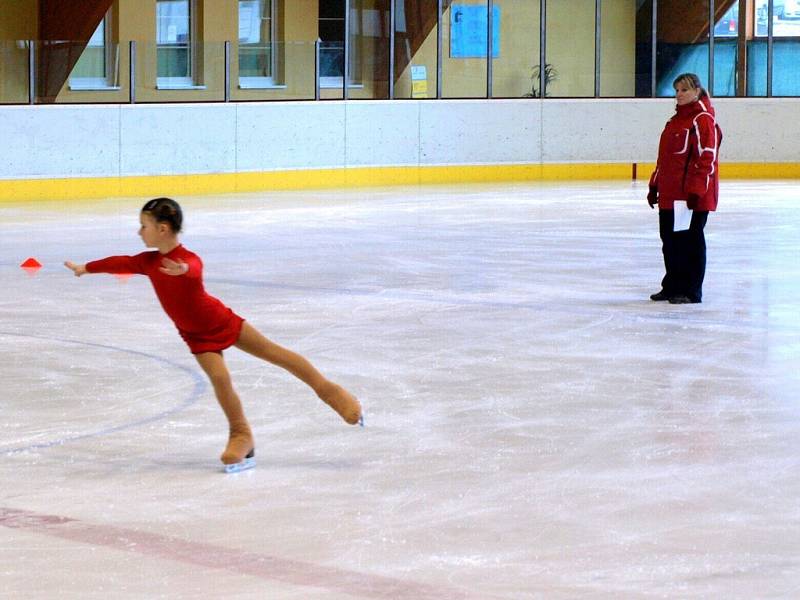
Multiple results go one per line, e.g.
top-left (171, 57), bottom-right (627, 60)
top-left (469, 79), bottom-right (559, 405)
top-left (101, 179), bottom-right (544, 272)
top-left (1, 181), bottom-right (799, 599)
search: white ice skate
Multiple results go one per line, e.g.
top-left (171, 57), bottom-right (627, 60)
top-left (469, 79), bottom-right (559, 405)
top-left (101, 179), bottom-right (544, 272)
top-left (223, 449), bottom-right (255, 474)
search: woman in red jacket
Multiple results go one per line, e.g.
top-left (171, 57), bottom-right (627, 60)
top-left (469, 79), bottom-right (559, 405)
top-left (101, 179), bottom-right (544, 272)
top-left (65, 197), bottom-right (362, 473)
top-left (647, 73), bottom-right (722, 304)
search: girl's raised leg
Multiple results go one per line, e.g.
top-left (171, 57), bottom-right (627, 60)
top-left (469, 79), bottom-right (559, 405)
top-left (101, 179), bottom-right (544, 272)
top-left (235, 321), bottom-right (362, 425)
top-left (195, 351), bottom-right (255, 466)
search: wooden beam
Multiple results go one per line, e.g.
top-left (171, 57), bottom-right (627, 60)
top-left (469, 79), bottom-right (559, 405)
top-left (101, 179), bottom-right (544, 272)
top-left (736, 0), bottom-right (752, 96)
top-left (37, 0), bottom-right (114, 103)
top-left (393, 0), bottom-right (454, 86)
top-left (656, 0), bottom-right (738, 44)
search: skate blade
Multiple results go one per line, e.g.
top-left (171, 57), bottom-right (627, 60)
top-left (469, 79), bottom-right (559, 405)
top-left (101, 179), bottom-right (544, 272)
top-left (223, 450), bottom-right (256, 474)
top-left (358, 414), bottom-right (364, 427)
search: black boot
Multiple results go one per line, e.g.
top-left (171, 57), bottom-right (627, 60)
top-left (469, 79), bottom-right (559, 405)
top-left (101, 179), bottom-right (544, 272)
top-left (650, 290), bottom-right (670, 301)
top-left (668, 295), bottom-right (701, 304)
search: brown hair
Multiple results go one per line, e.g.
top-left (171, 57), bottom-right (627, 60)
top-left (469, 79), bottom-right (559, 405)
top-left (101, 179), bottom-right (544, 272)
top-left (141, 197), bottom-right (183, 233)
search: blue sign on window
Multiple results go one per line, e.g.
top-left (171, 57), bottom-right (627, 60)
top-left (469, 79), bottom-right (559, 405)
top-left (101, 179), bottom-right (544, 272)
top-left (450, 5), bottom-right (501, 59)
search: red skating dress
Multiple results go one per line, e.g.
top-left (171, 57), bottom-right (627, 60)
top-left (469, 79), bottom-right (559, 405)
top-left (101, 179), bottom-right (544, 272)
top-left (86, 245), bottom-right (244, 354)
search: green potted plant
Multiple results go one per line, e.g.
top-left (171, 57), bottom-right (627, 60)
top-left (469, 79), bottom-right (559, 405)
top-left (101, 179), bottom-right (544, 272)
top-left (525, 63), bottom-right (557, 98)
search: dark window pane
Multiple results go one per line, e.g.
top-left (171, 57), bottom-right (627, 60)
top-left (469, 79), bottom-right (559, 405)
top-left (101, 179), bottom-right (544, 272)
top-left (319, 19), bottom-right (344, 41)
top-left (320, 42), bottom-right (343, 77)
top-left (319, 0), bottom-right (344, 19)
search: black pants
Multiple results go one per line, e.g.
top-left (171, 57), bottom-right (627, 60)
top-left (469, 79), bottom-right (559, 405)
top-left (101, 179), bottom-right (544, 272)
top-left (658, 209), bottom-right (709, 302)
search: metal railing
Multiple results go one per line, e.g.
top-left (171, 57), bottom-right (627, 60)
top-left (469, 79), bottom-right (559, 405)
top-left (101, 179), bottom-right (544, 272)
top-left (5, 1), bottom-right (799, 105)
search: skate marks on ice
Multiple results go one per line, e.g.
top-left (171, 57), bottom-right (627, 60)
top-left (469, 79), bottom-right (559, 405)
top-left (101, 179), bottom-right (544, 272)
top-left (0, 506), bottom-right (488, 600)
top-left (0, 331), bottom-right (206, 456)
top-left (3, 182), bottom-right (800, 598)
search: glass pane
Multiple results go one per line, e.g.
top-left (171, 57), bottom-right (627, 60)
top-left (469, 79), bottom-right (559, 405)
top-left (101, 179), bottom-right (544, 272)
top-left (13, 40), bottom-right (128, 103)
top-left (320, 0), bottom-right (343, 19)
top-left (393, 0), bottom-right (439, 99)
top-left (656, 0), bottom-right (709, 97)
top-left (61, 11), bottom-right (122, 99)
top-left (158, 45), bottom-right (190, 78)
top-left (157, 0), bottom-right (192, 82)
top-left (756, 0), bottom-right (800, 36)
top-left (347, 0), bottom-right (366, 88)
top-left (599, 0), bottom-right (636, 97)
top-left (239, 0), bottom-right (271, 44)
top-left (321, 41), bottom-right (344, 77)
top-left (239, 0), bottom-right (273, 80)
top-left (319, 0), bottom-right (345, 97)
top-left (713, 2), bottom-right (738, 38)
top-left (58, 43), bottom-right (128, 102)
top-left (746, 39), bottom-right (767, 96)
top-left (773, 38), bottom-right (800, 95)
top-left (711, 2), bottom-right (737, 97)
top-left (157, 0), bottom-right (191, 44)
top-left (752, 0), bottom-right (800, 96)
top-left (547, 0), bottom-right (595, 97)
top-left (88, 20), bottom-right (106, 47)
top-left (634, 0), bottom-right (654, 97)
top-left (239, 45), bottom-right (272, 78)
top-left (0, 41), bottom-right (30, 104)
top-left (348, 0), bottom-right (390, 99)
top-left (137, 41), bottom-right (226, 102)
top-left (71, 18), bottom-right (109, 84)
top-left (442, 1), bottom-right (491, 98)
top-left (491, 0), bottom-right (540, 99)
top-left (755, 0), bottom-right (769, 36)
top-left (72, 47), bottom-right (106, 79)
top-left (234, 41), bottom-right (315, 100)
top-left (712, 38), bottom-right (737, 96)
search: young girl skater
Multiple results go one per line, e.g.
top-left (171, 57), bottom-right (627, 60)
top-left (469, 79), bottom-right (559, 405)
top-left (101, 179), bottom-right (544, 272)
top-left (65, 197), bottom-right (362, 473)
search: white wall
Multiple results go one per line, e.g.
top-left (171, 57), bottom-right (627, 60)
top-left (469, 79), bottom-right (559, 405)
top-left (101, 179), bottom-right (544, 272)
top-left (0, 98), bottom-right (798, 180)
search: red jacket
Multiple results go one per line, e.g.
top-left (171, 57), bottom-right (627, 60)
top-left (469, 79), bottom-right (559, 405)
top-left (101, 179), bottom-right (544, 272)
top-left (649, 96), bottom-right (722, 211)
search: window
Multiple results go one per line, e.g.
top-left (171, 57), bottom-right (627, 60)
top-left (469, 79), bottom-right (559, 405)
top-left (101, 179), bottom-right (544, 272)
top-left (238, 0), bottom-right (278, 88)
top-left (318, 0), bottom-right (362, 89)
top-left (319, 0), bottom-right (345, 87)
top-left (713, 1), bottom-right (800, 39)
top-left (755, 0), bottom-right (800, 36)
top-left (713, 3), bottom-right (738, 38)
top-left (70, 13), bottom-right (118, 90)
top-left (157, 0), bottom-right (197, 88)
top-left (754, 0), bottom-right (800, 96)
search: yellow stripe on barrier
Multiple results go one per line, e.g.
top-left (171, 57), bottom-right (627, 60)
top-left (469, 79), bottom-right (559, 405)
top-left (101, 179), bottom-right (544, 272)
top-left (719, 162), bottom-right (800, 179)
top-left (633, 163), bottom-right (800, 180)
top-left (1, 162), bottom-right (798, 202)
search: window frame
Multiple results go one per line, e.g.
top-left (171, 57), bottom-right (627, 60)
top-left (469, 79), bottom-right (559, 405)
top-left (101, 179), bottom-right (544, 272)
top-left (156, 0), bottom-right (202, 89)
top-left (318, 0), bottom-right (363, 90)
top-left (237, 0), bottom-right (281, 89)
top-left (742, 0), bottom-right (800, 39)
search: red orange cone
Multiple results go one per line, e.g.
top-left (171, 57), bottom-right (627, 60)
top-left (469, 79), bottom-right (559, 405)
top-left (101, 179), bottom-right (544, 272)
top-left (20, 257), bottom-right (42, 275)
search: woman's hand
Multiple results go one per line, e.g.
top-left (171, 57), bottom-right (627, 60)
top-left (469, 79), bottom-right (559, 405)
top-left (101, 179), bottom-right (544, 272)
top-left (647, 187), bottom-right (658, 209)
top-left (159, 257), bottom-right (189, 276)
top-left (64, 261), bottom-right (87, 277)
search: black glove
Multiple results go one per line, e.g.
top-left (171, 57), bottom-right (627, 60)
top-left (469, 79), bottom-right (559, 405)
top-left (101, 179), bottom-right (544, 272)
top-left (686, 193), bottom-right (700, 210)
top-left (647, 187), bottom-right (658, 209)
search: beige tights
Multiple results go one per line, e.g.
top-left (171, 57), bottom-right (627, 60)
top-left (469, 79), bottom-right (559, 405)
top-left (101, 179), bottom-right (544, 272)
top-left (235, 322), bottom-right (362, 425)
top-left (195, 322), bottom-right (362, 465)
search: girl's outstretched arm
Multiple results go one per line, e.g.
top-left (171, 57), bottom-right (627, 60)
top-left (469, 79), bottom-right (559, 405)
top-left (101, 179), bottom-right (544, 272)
top-left (67, 255), bottom-right (146, 276)
top-left (64, 261), bottom-right (88, 277)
